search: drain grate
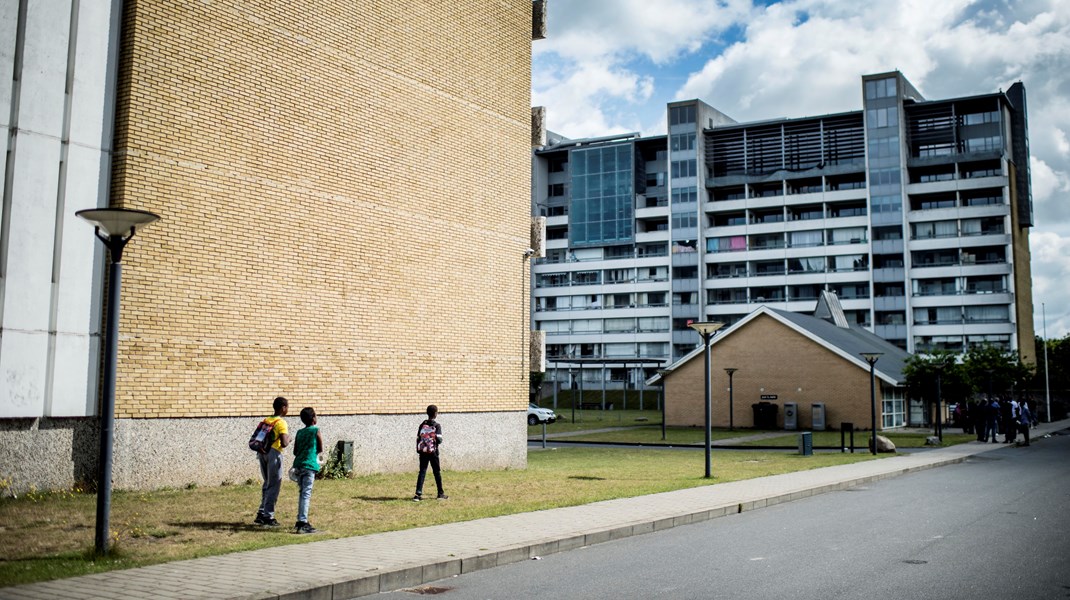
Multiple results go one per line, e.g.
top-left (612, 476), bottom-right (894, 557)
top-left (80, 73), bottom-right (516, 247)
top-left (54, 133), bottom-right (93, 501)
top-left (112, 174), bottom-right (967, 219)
top-left (401, 586), bottom-right (453, 595)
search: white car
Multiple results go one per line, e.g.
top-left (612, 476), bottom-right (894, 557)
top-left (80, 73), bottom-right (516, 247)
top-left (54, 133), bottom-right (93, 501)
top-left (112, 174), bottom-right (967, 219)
top-left (528, 403), bottom-right (557, 426)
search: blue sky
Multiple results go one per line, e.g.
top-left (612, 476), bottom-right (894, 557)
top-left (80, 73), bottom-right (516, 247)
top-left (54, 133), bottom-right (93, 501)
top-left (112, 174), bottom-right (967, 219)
top-left (531, 0), bottom-right (1070, 340)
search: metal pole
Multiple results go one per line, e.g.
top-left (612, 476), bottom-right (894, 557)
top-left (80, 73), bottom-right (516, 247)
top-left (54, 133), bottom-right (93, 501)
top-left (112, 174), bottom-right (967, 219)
top-left (661, 380), bottom-right (666, 441)
top-left (95, 254), bottom-right (122, 555)
top-left (1043, 303), bottom-right (1051, 423)
top-left (936, 370), bottom-right (943, 443)
top-left (866, 358), bottom-right (878, 456)
top-left (703, 333), bottom-right (712, 478)
top-left (725, 369), bottom-right (737, 431)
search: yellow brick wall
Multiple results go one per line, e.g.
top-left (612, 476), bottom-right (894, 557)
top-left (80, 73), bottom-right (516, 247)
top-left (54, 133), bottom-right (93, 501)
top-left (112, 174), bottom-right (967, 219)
top-left (665, 315), bottom-right (883, 430)
top-left (1008, 162), bottom-right (1036, 364)
top-left (110, 0), bottom-right (533, 417)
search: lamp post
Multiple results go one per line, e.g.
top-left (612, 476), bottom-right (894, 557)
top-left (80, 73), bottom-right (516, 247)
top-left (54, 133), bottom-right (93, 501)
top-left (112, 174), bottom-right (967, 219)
top-left (76, 208), bottom-right (160, 556)
top-left (689, 321), bottom-right (724, 478)
top-left (860, 352), bottom-right (882, 456)
top-left (724, 368), bottom-right (738, 431)
top-left (934, 362), bottom-right (944, 443)
top-left (657, 369), bottom-right (671, 441)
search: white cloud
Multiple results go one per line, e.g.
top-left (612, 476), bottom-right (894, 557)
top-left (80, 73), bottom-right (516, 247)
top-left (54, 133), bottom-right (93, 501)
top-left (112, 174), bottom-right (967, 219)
top-left (1030, 231), bottom-right (1070, 339)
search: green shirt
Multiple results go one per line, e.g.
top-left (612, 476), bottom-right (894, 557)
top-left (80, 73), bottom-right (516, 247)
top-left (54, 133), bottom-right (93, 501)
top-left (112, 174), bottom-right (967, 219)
top-left (292, 425), bottom-right (321, 472)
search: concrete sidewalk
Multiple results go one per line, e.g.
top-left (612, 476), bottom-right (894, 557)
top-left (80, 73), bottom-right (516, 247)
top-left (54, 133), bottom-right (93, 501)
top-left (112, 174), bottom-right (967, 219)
top-left (4, 421), bottom-right (1065, 600)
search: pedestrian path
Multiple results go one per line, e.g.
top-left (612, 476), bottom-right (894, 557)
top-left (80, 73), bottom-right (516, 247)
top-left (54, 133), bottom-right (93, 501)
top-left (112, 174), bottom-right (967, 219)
top-left (4, 420), bottom-right (1065, 600)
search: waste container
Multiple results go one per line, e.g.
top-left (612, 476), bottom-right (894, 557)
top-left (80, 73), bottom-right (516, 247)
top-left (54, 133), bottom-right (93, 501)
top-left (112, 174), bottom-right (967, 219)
top-left (812, 403), bottom-right (826, 431)
top-left (784, 402), bottom-right (797, 431)
top-left (752, 402), bottom-right (778, 430)
top-left (798, 431), bottom-right (813, 456)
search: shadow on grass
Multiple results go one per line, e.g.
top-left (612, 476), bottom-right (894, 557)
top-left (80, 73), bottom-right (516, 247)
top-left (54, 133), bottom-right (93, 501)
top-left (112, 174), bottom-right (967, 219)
top-left (353, 496), bottom-right (408, 502)
top-left (568, 476), bottom-right (606, 481)
top-left (172, 521), bottom-right (266, 532)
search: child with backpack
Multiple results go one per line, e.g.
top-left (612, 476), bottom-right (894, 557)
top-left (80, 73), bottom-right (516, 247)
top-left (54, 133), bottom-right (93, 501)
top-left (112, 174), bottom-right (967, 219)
top-left (252, 396), bottom-right (290, 527)
top-left (413, 404), bottom-right (447, 501)
top-left (291, 407), bottom-right (324, 534)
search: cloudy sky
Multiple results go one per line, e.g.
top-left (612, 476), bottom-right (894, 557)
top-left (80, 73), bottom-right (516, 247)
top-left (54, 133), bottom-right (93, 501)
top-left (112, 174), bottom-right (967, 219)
top-left (531, 0), bottom-right (1069, 340)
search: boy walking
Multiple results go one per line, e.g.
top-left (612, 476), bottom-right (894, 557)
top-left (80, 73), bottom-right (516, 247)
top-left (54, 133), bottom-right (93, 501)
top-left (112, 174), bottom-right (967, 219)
top-left (255, 397), bottom-right (291, 527)
top-left (413, 404), bottom-right (447, 501)
top-left (292, 407), bottom-right (324, 534)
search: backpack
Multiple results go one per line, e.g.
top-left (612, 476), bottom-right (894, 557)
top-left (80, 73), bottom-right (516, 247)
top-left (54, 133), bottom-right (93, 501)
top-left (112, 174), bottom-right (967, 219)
top-left (417, 421), bottom-right (437, 454)
top-left (249, 419), bottom-right (276, 454)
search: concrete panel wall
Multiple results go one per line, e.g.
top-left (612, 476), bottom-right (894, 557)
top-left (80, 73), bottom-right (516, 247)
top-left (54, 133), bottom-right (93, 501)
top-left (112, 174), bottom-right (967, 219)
top-left (0, 0), bottom-right (117, 419)
top-left (0, 412), bottom-right (526, 492)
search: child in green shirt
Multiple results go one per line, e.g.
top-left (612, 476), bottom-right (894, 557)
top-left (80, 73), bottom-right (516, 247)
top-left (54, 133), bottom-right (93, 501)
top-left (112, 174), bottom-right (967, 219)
top-left (291, 407), bottom-right (323, 534)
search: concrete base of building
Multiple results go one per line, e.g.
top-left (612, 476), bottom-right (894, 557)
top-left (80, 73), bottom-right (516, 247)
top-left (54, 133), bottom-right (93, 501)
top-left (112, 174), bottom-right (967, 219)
top-left (0, 412), bottom-right (527, 493)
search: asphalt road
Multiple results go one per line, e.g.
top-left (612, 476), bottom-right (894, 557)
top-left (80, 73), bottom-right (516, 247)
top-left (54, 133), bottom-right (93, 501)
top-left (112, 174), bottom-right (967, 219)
top-left (387, 431), bottom-right (1070, 599)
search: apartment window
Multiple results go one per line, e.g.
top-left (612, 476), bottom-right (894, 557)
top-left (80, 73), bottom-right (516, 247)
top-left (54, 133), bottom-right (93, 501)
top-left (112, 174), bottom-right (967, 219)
top-left (671, 186), bottom-right (698, 204)
top-left (671, 160), bottom-right (697, 178)
top-left (605, 318), bottom-right (635, 332)
top-left (914, 306), bottom-right (962, 325)
top-left (789, 257), bottom-right (825, 273)
top-left (753, 260), bottom-right (786, 276)
top-left (638, 317), bottom-right (669, 332)
top-left (868, 136), bottom-right (901, 158)
top-left (911, 220), bottom-right (957, 239)
top-left (865, 78), bottom-right (897, 99)
top-left (866, 107), bottom-right (899, 129)
top-left (749, 233), bottom-right (784, 250)
top-left (965, 305), bottom-right (1009, 323)
top-left (670, 133), bottom-right (696, 151)
top-left (548, 183), bottom-right (565, 197)
top-left (672, 212), bottom-right (697, 228)
top-left (872, 226), bottom-right (902, 241)
top-left (962, 111), bottom-right (999, 125)
top-left (964, 136), bottom-right (1001, 153)
top-left (962, 192), bottom-right (1002, 207)
top-left (548, 157), bottom-right (566, 172)
top-left (708, 236), bottom-right (747, 253)
top-left (790, 205), bottom-right (824, 221)
top-left (965, 275), bottom-right (1006, 294)
top-left (789, 230), bottom-right (823, 248)
top-left (869, 168), bottom-right (901, 186)
top-left (828, 227), bottom-right (866, 245)
top-left (831, 254), bottom-right (868, 272)
top-left (670, 105), bottom-right (696, 125)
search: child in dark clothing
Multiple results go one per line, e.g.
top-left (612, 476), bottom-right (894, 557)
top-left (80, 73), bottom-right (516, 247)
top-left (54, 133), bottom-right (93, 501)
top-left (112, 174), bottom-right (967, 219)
top-left (413, 404), bottom-right (447, 501)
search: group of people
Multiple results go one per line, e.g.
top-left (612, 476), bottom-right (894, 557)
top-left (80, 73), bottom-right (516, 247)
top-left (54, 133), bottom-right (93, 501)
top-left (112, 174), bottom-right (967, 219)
top-left (252, 397), bottom-right (447, 534)
top-left (953, 396), bottom-right (1036, 446)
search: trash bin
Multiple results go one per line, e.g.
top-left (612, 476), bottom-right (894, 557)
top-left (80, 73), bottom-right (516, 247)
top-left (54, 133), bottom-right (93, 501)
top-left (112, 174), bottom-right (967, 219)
top-left (784, 402), bottom-right (797, 431)
top-left (798, 431), bottom-right (813, 456)
top-left (812, 403), bottom-right (826, 431)
top-left (752, 402), bottom-right (778, 430)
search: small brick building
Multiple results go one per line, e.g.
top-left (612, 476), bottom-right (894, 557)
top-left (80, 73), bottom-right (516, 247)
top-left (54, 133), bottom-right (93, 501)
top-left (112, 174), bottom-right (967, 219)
top-left (656, 293), bottom-right (910, 432)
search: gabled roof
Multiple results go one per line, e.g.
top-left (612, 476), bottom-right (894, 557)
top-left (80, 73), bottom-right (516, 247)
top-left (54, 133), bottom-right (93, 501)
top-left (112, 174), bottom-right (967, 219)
top-left (647, 301), bottom-right (910, 386)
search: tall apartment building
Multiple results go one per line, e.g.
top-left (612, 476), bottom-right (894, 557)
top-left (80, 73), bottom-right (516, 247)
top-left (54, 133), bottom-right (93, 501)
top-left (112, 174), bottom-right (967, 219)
top-left (532, 71), bottom-right (1035, 391)
top-left (1, 0), bottom-right (540, 492)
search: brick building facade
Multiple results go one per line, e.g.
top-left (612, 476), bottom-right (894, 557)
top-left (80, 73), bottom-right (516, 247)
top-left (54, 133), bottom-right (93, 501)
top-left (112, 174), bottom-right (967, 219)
top-left (1, 0), bottom-right (539, 491)
top-left (659, 295), bottom-right (909, 431)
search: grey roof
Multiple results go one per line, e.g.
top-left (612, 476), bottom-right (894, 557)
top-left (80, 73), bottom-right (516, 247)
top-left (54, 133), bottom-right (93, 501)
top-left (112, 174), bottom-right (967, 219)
top-left (768, 308), bottom-right (910, 383)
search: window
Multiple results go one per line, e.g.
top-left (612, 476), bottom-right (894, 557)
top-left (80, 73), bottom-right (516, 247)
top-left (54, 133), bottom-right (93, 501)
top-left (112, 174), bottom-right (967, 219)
top-left (671, 212), bottom-right (697, 228)
top-left (707, 236), bottom-right (747, 253)
top-left (671, 160), bottom-right (697, 178)
top-left (605, 318), bottom-right (635, 332)
top-left (671, 186), bottom-right (698, 204)
top-left (865, 78), bottom-right (897, 99)
top-left (669, 105), bottom-right (696, 125)
top-left (670, 133), bottom-right (696, 151)
top-left (962, 111), bottom-right (999, 125)
top-left (866, 107), bottom-right (899, 129)
top-left (873, 226), bottom-right (902, 241)
top-left (789, 230), bottom-right (823, 248)
top-left (828, 227), bottom-right (867, 244)
top-left (911, 220), bottom-right (957, 239)
top-left (749, 233), bottom-right (784, 249)
top-left (788, 257), bottom-right (825, 273)
top-left (548, 157), bottom-right (566, 173)
top-left (964, 136), bottom-right (1001, 153)
top-left (831, 254), bottom-right (868, 272)
top-left (868, 136), bottom-right (900, 158)
top-left (965, 305), bottom-right (1009, 323)
top-left (548, 183), bottom-right (564, 197)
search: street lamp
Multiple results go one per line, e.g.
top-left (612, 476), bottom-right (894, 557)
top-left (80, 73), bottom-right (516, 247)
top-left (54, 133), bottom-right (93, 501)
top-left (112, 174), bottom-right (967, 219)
top-left (657, 369), bottom-right (671, 441)
top-left (76, 208), bottom-right (160, 556)
top-left (860, 352), bottom-right (882, 456)
top-left (724, 368), bottom-right (738, 431)
top-left (934, 361), bottom-right (944, 443)
top-left (689, 321), bottom-right (724, 478)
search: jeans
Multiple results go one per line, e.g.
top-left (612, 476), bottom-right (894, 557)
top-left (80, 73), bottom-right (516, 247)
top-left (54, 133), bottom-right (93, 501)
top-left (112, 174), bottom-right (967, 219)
top-left (415, 453), bottom-right (443, 496)
top-left (985, 418), bottom-right (998, 442)
top-left (296, 468), bottom-right (315, 524)
top-left (257, 449), bottom-right (284, 518)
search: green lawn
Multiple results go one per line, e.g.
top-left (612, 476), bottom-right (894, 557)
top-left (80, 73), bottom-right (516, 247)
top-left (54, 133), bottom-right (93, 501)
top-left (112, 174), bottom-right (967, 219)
top-left (0, 446), bottom-right (878, 588)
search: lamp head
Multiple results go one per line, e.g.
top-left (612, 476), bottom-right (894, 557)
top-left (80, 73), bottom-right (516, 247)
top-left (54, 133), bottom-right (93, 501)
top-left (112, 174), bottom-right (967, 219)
top-left (688, 321), bottom-right (724, 337)
top-left (860, 352), bottom-right (883, 365)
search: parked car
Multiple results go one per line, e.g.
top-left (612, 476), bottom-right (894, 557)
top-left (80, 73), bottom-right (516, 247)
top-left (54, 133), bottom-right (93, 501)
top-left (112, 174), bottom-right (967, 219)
top-left (528, 403), bottom-right (557, 426)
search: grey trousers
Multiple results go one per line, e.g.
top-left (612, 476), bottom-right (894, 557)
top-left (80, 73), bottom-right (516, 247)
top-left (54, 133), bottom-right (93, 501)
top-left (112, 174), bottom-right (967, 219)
top-left (257, 449), bottom-right (284, 518)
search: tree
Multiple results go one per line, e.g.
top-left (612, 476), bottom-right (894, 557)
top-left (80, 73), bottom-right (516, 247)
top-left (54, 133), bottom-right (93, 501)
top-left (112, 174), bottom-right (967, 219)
top-left (962, 344), bottom-right (1033, 398)
top-left (902, 350), bottom-right (971, 408)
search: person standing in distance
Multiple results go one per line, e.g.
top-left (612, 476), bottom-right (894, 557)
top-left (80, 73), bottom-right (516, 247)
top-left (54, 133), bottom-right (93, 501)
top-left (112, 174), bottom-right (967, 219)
top-left (413, 404), bottom-right (447, 501)
top-left (255, 396), bottom-right (291, 526)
